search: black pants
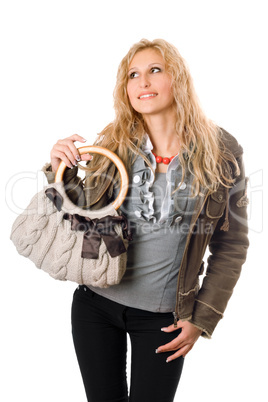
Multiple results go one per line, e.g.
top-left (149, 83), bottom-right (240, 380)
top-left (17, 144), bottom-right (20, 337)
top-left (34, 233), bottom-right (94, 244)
top-left (71, 285), bottom-right (184, 402)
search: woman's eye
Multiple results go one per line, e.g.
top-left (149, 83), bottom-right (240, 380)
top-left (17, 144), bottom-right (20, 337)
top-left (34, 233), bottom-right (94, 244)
top-left (128, 67), bottom-right (161, 79)
top-left (129, 71), bottom-right (139, 79)
top-left (151, 67), bottom-right (161, 73)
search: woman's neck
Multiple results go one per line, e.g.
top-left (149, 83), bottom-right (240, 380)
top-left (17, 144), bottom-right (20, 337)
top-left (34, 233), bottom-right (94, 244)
top-left (143, 111), bottom-right (180, 156)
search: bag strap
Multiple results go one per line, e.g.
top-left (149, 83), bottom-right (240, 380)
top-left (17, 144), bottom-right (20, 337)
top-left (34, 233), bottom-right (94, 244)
top-left (54, 146), bottom-right (129, 210)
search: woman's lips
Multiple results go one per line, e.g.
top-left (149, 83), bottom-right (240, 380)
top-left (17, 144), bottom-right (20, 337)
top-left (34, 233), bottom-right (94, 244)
top-left (138, 93), bottom-right (158, 100)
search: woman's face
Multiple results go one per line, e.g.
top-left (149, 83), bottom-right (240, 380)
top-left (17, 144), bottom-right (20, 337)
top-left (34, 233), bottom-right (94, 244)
top-left (127, 48), bottom-right (174, 117)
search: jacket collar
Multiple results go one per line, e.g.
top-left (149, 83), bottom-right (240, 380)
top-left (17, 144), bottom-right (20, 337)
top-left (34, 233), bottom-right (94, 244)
top-left (141, 133), bottom-right (154, 153)
top-left (140, 133), bottom-right (182, 171)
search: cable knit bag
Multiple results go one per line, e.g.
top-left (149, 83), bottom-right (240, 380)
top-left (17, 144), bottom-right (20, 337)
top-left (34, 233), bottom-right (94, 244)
top-left (10, 146), bottom-right (131, 288)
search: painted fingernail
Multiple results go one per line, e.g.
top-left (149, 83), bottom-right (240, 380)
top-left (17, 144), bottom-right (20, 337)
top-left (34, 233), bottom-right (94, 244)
top-left (82, 138), bottom-right (87, 142)
top-left (76, 155), bottom-right (81, 161)
top-left (166, 358), bottom-right (170, 363)
top-left (155, 349), bottom-right (159, 354)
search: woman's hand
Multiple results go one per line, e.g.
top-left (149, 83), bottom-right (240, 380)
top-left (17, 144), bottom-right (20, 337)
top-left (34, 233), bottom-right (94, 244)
top-left (156, 320), bottom-right (202, 362)
top-left (50, 134), bottom-right (93, 172)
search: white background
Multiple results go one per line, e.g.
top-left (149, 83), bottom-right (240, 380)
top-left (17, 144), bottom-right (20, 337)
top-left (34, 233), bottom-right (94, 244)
top-left (1, 0), bottom-right (267, 401)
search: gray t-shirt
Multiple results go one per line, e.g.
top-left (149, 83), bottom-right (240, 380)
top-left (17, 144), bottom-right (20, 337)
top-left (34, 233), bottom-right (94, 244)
top-left (89, 170), bottom-right (196, 313)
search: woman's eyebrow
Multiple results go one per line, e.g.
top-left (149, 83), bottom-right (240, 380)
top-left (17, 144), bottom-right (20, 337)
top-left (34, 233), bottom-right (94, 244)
top-left (128, 62), bottom-right (164, 73)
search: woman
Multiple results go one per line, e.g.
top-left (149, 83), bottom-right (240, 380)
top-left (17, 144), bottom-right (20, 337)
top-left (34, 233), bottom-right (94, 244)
top-left (43, 39), bottom-right (249, 402)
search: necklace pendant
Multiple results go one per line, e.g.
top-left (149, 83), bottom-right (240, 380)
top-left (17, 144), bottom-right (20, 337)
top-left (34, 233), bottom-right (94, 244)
top-left (152, 152), bottom-right (175, 164)
top-left (162, 157), bottom-right (170, 165)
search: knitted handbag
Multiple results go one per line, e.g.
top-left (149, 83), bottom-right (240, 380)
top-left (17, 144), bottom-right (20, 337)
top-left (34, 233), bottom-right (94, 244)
top-left (10, 146), bottom-right (131, 288)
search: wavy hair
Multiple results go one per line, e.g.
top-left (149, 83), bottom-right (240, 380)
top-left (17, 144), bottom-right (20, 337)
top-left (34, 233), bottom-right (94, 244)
top-left (83, 38), bottom-right (239, 195)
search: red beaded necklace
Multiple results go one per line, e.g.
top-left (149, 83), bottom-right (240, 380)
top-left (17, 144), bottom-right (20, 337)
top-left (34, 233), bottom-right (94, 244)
top-left (152, 152), bottom-right (176, 165)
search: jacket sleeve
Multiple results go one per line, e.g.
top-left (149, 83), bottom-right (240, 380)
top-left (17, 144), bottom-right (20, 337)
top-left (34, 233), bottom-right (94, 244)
top-left (190, 154), bottom-right (249, 338)
top-left (42, 163), bottom-right (86, 207)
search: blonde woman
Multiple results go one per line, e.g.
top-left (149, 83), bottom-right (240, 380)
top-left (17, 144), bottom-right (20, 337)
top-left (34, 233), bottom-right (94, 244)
top-left (43, 39), bottom-right (249, 402)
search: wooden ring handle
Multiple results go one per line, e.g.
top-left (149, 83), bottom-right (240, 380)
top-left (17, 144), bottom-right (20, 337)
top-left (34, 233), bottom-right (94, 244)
top-left (54, 146), bottom-right (129, 210)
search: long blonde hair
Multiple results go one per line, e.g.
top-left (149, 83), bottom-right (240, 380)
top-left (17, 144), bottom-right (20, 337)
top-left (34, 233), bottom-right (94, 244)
top-left (85, 38), bottom-right (239, 195)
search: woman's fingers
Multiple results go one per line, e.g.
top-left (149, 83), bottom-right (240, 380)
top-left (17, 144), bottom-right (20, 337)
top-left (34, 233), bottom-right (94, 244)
top-left (53, 144), bottom-right (79, 166)
top-left (156, 320), bottom-right (202, 361)
top-left (66, 134), bottom-right (87, 143)
top-left (81, 153), bottom-right (93, 162)
top-left (166, 344), bottom-right (194, 362)
top-left (58, 134), bottom-right (88, 163)
top-left (51, 149), bottom-right (74, 170)
top-left (57, 139), bottom-right (82, 162)
top-left (50, 134), bottom-right (87, 172)
top-left (161, 323), bottom-right (182, 332)
top-left (156, 331), bottom-right (185, 354)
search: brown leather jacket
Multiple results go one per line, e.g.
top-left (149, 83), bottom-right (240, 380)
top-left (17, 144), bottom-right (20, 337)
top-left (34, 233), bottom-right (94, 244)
top-left (43, 128), bottom-right (249, 338)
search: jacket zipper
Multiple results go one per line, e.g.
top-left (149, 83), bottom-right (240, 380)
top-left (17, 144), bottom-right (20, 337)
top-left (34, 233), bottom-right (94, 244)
top-left (173, 312), bottom-right (178, 327)
top-left (173, 190), bottom-right (210, 327)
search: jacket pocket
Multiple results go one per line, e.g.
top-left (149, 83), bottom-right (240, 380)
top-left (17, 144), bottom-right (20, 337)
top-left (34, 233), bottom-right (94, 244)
top-left (206, 189), bottom-right (226, 219)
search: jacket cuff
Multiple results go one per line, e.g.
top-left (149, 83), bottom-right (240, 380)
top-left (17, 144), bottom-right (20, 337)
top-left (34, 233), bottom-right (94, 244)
top-left (189, 299), bottom-right (224, 339)
top-left (41, 163), bottom-right (55, 184)
top-left (41, 163), bottom-right (78, 184)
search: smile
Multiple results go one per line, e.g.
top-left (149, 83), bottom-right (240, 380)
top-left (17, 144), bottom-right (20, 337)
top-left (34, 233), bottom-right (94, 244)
top-left (138, 93), bottom-right (158, 100)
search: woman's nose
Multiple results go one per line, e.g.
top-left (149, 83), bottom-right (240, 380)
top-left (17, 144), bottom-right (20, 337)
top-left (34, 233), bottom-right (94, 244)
top-left (139, 74), bottom-right (151, 88)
